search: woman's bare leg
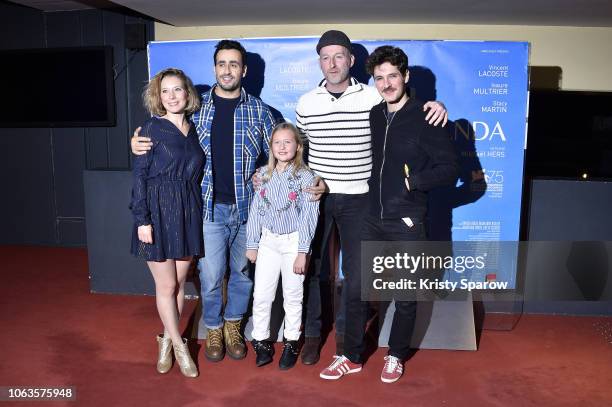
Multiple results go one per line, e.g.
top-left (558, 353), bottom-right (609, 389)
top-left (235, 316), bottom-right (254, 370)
top-left (148, 260), bottom-right (182, 346)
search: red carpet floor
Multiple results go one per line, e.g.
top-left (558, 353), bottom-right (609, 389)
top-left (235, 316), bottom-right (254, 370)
top-left (1, 246), bottom-right (611, 407)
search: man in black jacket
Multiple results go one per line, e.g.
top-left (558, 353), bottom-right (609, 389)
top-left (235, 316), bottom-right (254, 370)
top-left (319, 46), bottom-right (459, 383)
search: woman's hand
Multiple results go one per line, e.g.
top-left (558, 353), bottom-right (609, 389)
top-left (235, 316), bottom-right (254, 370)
top-left (138, 225), bottom-right (153, 244)
top-left (246, 249), bottom-right (258, 263)
top-left (293, 253), bottom-right (307, 275)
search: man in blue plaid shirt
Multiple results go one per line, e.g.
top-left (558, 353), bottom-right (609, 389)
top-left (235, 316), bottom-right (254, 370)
top-left (131, 40), bottom-right (276, 362)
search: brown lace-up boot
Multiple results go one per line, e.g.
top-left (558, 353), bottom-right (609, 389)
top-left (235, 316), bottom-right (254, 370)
top-left (223, 320), bottom-right (247, 359)
top-left (205, 327), bottom-right (225, 362)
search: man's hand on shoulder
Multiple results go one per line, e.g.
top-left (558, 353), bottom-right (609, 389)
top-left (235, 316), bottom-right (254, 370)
top-left (251, 168), bottom-right (263, 190)
top-left (304, 176), bottom-right (327, 201)
top-left (423, 101), bottom-right (448, 127)
top-left (131, 126), bottom-right (153, 155)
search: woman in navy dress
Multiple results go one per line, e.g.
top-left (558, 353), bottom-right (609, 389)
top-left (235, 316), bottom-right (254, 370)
top-left (130, 68), bottom-right (203, 378)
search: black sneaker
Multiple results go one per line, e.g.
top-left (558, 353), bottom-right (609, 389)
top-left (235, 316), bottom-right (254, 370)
top-left (252, 340), bottom-right (274, 367)
top-left (279, 340), bottom-right (299, 370)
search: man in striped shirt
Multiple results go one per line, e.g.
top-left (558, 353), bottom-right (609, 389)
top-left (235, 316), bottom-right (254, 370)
top-left (297, 30), bottom-right (448, 365)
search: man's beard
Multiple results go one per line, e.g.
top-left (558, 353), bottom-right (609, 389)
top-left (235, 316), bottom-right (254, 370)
top-left (217, 78), bottom-right (240, 92)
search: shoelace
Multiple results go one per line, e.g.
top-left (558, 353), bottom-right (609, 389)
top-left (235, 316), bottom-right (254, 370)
top-left (383, 356), bottom-right (402, 373)
top-left (227, 323), bottom-right (243, 342)
top-left (327, 355), bottom-right (348, 370)
top-left (208, 330), bottom-right (223, 347)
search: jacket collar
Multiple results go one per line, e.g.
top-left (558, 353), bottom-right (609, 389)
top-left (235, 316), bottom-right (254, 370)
top-left (380, 97), bottom-right (418, 121)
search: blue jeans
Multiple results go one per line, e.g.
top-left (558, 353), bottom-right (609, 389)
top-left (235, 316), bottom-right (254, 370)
top-left (198, 203), bottom-right (253, 329)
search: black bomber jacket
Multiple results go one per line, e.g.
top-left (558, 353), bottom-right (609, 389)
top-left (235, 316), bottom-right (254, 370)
top-left (367, 98), bottom-right (459, 221)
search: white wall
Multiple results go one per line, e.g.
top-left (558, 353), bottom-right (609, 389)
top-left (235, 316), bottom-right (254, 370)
top-left (155, 23), bottom-right (612, 91)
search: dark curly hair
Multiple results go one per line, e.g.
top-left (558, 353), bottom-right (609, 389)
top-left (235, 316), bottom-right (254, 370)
top-left (213, 39), bottom-right (247, 66)
top-left (365, 46), bottom-right (409, 76)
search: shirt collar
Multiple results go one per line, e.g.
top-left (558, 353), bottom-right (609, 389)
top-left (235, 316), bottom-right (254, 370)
top-left (202, 85), bottom-right (248, 105)
top-left (274, 162), bottom-right (296, 176)
top-left (316, 77), bottom-right (363, 97)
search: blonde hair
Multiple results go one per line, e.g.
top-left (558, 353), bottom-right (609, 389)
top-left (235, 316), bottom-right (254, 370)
top-left (263, 122), bottom-right (307, 181)
top-left (143, 68), bottom-right (200, 116)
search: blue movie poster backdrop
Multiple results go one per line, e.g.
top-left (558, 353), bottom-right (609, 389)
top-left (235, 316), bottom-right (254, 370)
top-left (148, 38), bottom-right (529, 288)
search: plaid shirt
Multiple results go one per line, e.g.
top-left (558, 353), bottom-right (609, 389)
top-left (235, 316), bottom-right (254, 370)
top-left (193, 86), bottom-right (275, 222)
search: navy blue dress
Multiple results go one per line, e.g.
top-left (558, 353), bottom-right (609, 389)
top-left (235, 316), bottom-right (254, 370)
top-left (130, 117), bottom-right (204, 261)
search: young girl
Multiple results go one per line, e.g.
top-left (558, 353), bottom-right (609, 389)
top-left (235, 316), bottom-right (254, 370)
top-left (130, 68), bottom-right (203, 378)
top-left (246, 122), bottom-right (320, 370)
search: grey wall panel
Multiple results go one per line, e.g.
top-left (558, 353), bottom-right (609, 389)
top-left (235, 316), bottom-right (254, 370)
top-left (523, 301), bottom-right (612, 315)
top-left (43, 12), bottom-right (85, 244)
top-left (83, 170), bottom-right (150, 293)
top-left (376, 297), bottom-right (477, 351)
top-left (62, 10), bottom-right (106, 175)
top-left (104, 11), bottom-right (130, 169)
top-left (524, 179), bottom-right (612, 315)
top-left (0, 3), bottom-right (44, 48)
top-left (127, 49), bottom-right (150, 138)
top-left (80, 10), bottom-right (104, 46)
top-left (84, 170), bottom-right (199, 295)
top-left (127, 47), bottom-right (150, 170)
top-left (0, 3), bottom-right (54, 244)
top-left (125, 15), bottom-right (154, 149)
top-left (81, 10), bottom-right (110, 172)
top-left (52, 128), bottom-right (87, 217)
top-left (528, 179), bottom-right (612, 241)
top-left (44, 12), bottom-right (81, 47)
top-left (85, 127), bottom-right (109, 169)
top-left (0, 128), bottom-right (57, 244)
top-left (58, 218), bottom-right (86, 247)
top-left (125, 17), bottom-right (154, 168)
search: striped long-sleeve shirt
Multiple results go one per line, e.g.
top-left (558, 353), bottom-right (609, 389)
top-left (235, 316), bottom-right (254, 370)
top-left (295, 77), bottom-right (382, 195)
top-left (246, 164), bottom-right (319, 253)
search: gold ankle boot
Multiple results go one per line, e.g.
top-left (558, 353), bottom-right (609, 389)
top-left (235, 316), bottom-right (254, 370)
top-left (156, 334), bottom-right (173, 374)
top-left (173, 338), bottom-right (198, 378)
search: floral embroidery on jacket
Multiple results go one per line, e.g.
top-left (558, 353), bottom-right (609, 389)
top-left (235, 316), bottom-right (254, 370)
top-left (257, 172), bottom-right (303, 216)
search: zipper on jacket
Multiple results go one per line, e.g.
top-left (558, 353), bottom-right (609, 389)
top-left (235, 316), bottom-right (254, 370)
top-left (379, 109), bottom-right (396, 219)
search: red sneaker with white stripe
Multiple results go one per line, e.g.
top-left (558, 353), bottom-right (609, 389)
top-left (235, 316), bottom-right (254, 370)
top-left (380, 355), bottom-right (403, 383)
top-left (319, 355), bottom-right (362, 380)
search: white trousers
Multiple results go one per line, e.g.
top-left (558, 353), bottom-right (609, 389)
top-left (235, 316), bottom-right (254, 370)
top-left (251, 228), bottom-right (305, 341)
